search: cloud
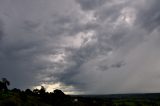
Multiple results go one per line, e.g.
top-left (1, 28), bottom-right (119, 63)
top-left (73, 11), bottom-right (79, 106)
top-left (135, 0), bottom-right (160, 31)
top-left (0, 0), bottom-right (160, 94)
top-left (75, 0), bottom-right (107, 10)
top-left (0, 0), bottom-right (81, 89)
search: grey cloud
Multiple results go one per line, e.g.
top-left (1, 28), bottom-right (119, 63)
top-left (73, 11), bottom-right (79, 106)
top-left (50, 41), bottom-right (113, 90)
top-left (0, 20), bottom-right (4, 41)
top-left (111, 61), bottom-right (125, 68)
top-left (75, 0), bottom-right (107, 10)
top-left (98, 65), bottom-right (109, 71)
top-left (64, 0), bottom-right (160, 94)
top-left (95, 4), bottom-right (123, 22)
top-left (97, 60), bottom-right (125, 72)
top-left (136, 0), bottom-right (160, 31)
top-left (0, 0), bottom-right (73, 89)
top-left (1, 0), bottom-right (160, 94)
top-left (47, 0), bottom-right (160, 94)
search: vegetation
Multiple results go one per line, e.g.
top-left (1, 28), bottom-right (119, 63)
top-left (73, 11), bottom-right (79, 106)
top-left (0, 78), bottom-right (10, 91)
top-left (1, 78), bottom-right (160, 106)
top-left (0, 78), bottom-right (72, 106)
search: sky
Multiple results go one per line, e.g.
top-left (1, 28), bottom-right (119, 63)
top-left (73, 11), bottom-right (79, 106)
top-left (0, 0), bottom-right (160, 94)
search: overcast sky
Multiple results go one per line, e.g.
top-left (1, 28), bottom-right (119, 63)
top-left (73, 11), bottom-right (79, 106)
top-left (1, 0), bottom-right (160, 94)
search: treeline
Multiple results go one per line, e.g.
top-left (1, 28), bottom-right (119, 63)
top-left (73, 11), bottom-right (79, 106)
top-left (0, 78), bottom-right (74, 106)
top-left (1, 78), bottom-right (160, 106)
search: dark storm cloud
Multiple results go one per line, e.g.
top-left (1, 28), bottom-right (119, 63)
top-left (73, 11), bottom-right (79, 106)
top-left (111, 61), bottom-right (125, 68)
top-left (45, 0), bottom-right (160, 94)
top-left (136, 0), bottom-right (160, 31)
top-left (75, 0), bottom-right (107, 10)
top-left (0, 24), bottom-right (47, 89)
top-left (65, 0), bottom-right (160, 94)
top-left (1, 0), bottom-right (160, 94)
top-left (0, 0), bottom-right (92, 90)
top-left (51, 45), bottom-right (102, 89)
top-left (0, 20), bottom-right (4, 40)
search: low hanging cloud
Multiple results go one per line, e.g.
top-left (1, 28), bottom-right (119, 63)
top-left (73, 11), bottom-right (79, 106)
top-left (0, 0), bottom-right (160, 94)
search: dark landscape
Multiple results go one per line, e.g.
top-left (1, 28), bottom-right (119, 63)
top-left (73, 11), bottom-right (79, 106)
top-left (1, 78), bottom-right (160, 106)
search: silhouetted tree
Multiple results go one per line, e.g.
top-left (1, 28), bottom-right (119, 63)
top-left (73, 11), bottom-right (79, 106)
top-left (11, 88), bottom-right (21, 93)
top-left (0, 78), bottom-right (10, 91)
top-left (33, 88), bottom-right (39, 95)
top-left (54, 89), bottom-right (65, 96)
top-left (39, 86), bottom-right (46, 95)
top-left (25, 89), bottom-right (33, 95)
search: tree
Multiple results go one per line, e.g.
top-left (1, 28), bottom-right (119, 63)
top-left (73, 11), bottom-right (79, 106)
top-left (39, 86), bottom-right (46, 96)
top-left (0, 78), bottom-right (10, 91)
top-left (54, 89), bottom-right (65, 96)
top-left (25, 89), bottom-right (33, 95)
top-left (11, 88), bottom-right (21, 93)
top-left (33, 86), bottom-right (46, 96)
top-left (33, 88), bottom-right (39, 95)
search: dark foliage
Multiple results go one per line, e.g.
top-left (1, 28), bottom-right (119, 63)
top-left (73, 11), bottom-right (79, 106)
top-left (0, 78), bottom-right (10, 91)
top-left (1, 78), bottom-right (160, 106)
